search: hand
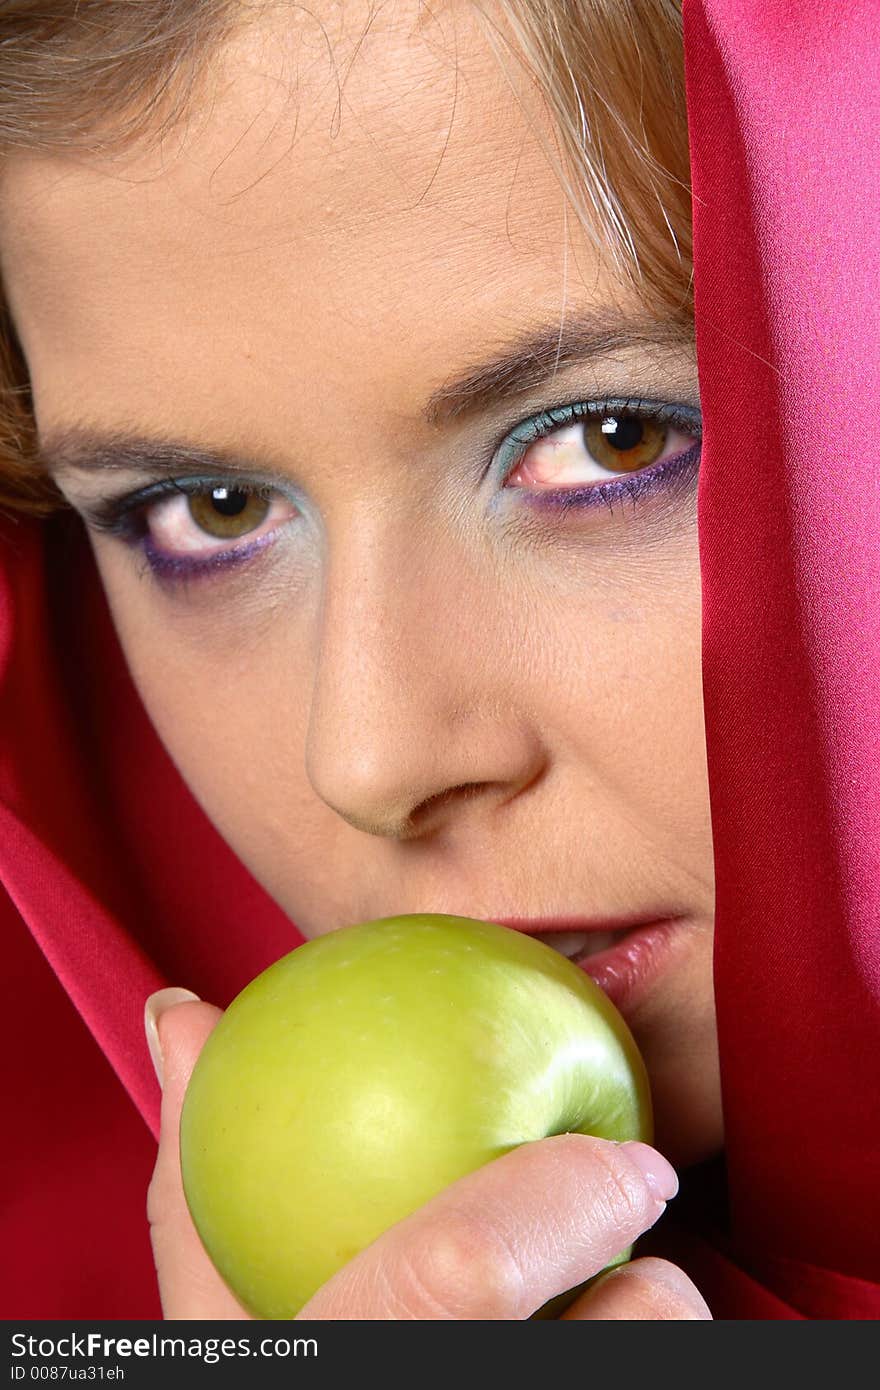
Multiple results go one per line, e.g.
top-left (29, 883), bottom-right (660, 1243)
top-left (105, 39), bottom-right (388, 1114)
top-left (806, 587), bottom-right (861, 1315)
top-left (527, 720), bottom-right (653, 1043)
top-left (145, 991), bottom-right (712, 1320)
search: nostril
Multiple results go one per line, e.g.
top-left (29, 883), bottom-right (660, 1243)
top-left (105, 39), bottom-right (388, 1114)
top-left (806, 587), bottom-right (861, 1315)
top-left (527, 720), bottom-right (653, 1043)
top-left (409, 781), bottom-right (493, 829)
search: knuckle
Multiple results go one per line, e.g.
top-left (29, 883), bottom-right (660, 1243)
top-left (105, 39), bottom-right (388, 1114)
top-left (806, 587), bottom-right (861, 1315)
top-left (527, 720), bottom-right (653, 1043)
top-left (589, 1145), bottom-right (653, 1229)
top-left (608, 1258), bottom-right (712, 1319)
top-left (146, 1169), bottom-right (164, 1231)
top-left (145, 1153), bottom-right (179, 1247)
top-left (145, 1145), bottom-right (176, 1229)
top-left (388, 1214), bottom-right (526, 1319)
top-left (145, 1171), bottom-right (171, 1272)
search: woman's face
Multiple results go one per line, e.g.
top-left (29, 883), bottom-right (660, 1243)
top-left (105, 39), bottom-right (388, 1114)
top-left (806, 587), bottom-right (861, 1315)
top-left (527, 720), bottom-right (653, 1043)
top-left (0, 2), bottom-right (720, 1167)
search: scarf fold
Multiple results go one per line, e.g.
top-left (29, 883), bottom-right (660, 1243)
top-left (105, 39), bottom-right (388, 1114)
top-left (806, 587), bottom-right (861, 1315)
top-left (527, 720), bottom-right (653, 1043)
top-left (683, 0), bottom-right (880, 1312)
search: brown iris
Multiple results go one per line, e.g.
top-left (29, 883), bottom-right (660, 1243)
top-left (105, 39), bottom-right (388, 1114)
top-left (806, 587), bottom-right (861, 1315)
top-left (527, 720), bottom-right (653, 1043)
top-left (188, 486), bottom-right (272, 540)
top-left (583, 414), bottom-right (667, 473)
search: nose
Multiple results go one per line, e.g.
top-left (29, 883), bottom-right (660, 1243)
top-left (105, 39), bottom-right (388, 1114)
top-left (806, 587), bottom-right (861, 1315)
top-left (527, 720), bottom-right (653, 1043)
top-left (303, 515), bottom-right (545, 840)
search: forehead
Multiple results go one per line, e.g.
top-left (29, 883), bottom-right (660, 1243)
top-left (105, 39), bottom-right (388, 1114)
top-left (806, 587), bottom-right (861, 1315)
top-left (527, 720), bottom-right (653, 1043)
top-left (0, 0), bottom-right (638, 438)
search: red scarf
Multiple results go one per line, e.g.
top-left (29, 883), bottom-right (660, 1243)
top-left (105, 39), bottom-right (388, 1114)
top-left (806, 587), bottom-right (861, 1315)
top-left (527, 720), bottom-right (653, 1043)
top-left (1, 0), bottom-right (878, 1318)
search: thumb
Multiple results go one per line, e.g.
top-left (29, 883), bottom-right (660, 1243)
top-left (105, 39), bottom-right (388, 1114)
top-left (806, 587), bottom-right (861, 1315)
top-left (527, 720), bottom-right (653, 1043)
top-left (144, 988), bottom-right (254, 1319)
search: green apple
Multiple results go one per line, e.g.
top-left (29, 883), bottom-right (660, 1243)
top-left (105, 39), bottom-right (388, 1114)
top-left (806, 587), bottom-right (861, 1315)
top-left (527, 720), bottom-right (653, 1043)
top-left (179, 913), bottom-right (652, 1319)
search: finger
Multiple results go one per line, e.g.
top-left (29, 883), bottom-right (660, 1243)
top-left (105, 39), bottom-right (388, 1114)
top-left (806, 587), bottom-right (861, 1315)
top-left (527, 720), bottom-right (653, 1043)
top-left (145, 992), bottom-right (254, 1320)
top-left (561, 1255), bottom-right (712, 1320)
top-left (296, 1133), bottom-right (678, 1320)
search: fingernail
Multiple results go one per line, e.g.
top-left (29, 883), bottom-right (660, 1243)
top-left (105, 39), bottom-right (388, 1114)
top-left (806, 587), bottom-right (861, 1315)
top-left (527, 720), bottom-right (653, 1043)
top-left (144, 987), bottom-right (201, 1088)
top-left (620, 1141), bottom-right (679, 1202)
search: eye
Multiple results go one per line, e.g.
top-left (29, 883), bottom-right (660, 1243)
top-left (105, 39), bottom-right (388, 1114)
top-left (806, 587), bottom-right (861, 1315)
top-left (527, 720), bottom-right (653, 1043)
top-left (83, 473), bottom-right (299, 557)
top-left (496, 398), bottom-right (702, 513)
top-left (508, 411), bottom-right (691, 488)
top-left (77, 475), bottom-right (301, 589)
top-left (140, 482), bottom-right (294, 553)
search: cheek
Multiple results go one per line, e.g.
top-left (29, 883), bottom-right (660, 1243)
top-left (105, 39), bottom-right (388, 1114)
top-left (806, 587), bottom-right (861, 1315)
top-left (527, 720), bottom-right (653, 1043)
top-left (538, 562), bottom-right (711, 867)
top-left (152, 667), bottom-right (316, 855)
top-left (135, 647), bottom-right (355, 924)
top-left (94, 545), bottom-right (331, 879)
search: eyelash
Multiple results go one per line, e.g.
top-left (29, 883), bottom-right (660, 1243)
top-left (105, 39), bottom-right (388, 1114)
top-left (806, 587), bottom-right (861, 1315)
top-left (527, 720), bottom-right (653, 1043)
top-left (83, 396), bottom-right (702, 587)
top-left (494, 396), bottom-right (701, 515)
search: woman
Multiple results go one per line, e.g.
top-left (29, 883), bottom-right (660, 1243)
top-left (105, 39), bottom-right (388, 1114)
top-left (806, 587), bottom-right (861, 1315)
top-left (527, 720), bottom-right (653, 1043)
top-left (1, 0), bottom-right (877, 1319)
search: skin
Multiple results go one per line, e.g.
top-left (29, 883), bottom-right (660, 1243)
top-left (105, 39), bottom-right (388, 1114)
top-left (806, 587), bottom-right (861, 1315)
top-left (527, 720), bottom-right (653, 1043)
top-left (0, 1), bottom-right (718, 1317)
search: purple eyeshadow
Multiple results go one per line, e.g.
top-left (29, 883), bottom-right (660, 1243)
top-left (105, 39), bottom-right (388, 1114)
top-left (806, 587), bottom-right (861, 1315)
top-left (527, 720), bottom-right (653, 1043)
top-left (141, 525), bottom-right (279, 587)
top-left (517, 441), bottom-right (701, 516)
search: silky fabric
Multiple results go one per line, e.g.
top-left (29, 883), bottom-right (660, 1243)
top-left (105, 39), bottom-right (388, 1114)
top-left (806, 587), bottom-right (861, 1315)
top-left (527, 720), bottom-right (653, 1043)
top-left (1, 0), bottom-right (878, 1318)
top-left (679, 0), bottom-right (880, 1315)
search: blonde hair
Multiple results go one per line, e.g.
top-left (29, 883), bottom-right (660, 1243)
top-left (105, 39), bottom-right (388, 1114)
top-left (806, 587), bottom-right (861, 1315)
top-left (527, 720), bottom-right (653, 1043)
top-left (0, 0), bottom-right (692, 519)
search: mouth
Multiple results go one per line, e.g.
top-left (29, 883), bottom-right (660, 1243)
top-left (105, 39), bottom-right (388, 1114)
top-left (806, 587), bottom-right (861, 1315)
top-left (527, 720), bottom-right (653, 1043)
top-left (492, 914), bottom-right (686, 1012)
top-left (494, 913), bottom-right (675, 958)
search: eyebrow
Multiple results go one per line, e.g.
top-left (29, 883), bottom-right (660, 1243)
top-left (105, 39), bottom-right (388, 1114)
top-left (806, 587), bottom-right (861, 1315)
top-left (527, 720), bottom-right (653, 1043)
top-left (38, 309), bottom-right (695, 480)
top-left (423, 310), bottom-right (694, 425)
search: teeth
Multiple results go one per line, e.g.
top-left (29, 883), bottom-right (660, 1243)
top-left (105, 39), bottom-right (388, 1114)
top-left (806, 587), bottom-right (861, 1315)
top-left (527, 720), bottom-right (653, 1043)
top-left (539, 930), bottom-right (620, 960)
top-left (541, 931), bottom-right (589, 958)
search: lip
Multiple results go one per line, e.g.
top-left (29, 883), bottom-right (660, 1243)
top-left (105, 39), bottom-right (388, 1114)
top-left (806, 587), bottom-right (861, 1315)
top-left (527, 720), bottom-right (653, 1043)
top-left (492, 914), bottom-right (685, 1014)
top-left (573, 918), bottom-right (684, 1013)
top-left (492, 913), bottom-right (678, 936)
